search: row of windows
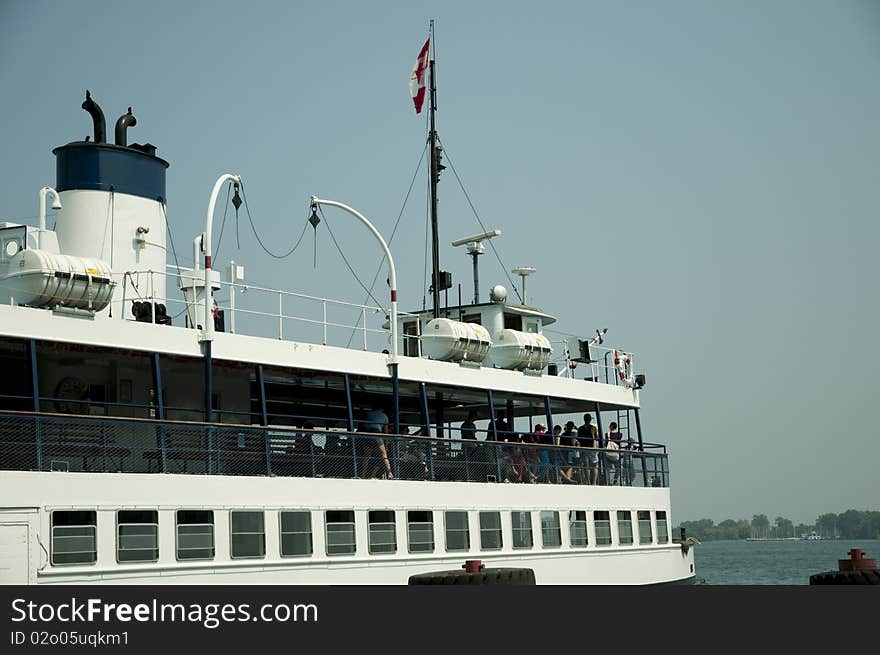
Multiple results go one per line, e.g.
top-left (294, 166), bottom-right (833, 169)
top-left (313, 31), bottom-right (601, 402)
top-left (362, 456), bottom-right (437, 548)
top-left (49, 509), bottom-right (670, 566)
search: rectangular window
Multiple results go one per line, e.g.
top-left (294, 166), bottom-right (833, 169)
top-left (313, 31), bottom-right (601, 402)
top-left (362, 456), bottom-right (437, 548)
top-left (326, 510), bottom-right (356, 556)
top-left (403, 321), bottom-right (420, 357)
top-left (368, 510), bottom-right (397, 555)
top-left (230, 511), bottom-right (265, 559)
top-left (638, 510), bottom-right (653, 545)
top-left (656, 511), bottom-right (669, 544)
top-left (117, 510), bottom-right (158, 563)
top-left (0, 337), bottom-right (31, 412)
top-left (280, 511), bottom-right (313, 557)
top-left (511, 511), bottom-right (533, 549)
top-left (569, 511), bottom-right (588, 547)
top-left (176, 510), bottom-right (214, 561)
top-left (39, 342), bottom-right (154, 419)
top-left (618, 511), bottom-right (634, 545)
top-left (407, 511), bottom-right (434, 553)
top-left (445, 511), bottom-right (470, 552)
top-left (594, 511), bottom-right (612, 546)
top-left (541, 511), bottom-right (562, 548)
top-left (479, 511), bottom-right (502, 550)
top-left (51, 510), bottom-right (97, 565)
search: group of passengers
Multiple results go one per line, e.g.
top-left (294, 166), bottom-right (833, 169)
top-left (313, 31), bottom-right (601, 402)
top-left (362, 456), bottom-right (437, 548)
top-left (457, 411), bottom-right (635, 485)
top-left (352, 406), bottom-right (634, 485)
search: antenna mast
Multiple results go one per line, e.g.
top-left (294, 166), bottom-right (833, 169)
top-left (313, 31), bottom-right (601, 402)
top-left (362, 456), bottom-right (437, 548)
top-left (428, 19), bottom-right (444, 318)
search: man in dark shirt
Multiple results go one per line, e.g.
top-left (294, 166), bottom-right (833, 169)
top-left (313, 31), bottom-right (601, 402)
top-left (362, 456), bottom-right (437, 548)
top-left (460, 410), bottom-right (478, 441)
top-left (459, 410), bottom-right (479, 475)
top-left (577, 413), bottom-right (599, 485)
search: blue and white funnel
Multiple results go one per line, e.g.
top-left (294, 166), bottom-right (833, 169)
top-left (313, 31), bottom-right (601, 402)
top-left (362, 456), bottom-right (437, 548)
top-left (51, 91), bottom-right (170, 319)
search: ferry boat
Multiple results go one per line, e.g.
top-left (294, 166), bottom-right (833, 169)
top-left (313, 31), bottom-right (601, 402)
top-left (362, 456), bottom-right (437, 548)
top-left (0, 43), bottom-right (695, 585)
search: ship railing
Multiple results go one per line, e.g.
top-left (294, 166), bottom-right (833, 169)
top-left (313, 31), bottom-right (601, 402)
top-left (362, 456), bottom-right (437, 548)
top-left (110, 268), bottom-right (636, 386)
top-left (113, 266), bottom-right (420, 352)
top-left (0, 411), bottom-right (669, 488)
top-left (548, 339), bottom-right (636, 387)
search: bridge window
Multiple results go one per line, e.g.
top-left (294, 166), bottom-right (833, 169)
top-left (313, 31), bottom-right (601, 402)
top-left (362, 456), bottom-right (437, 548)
top-left (511, 511), bottom-right (533, 549)
top-left (230, 511), bottom-right (265, 559)
top-left (51, 510), bottom-right (97, 566)
top-left (617, 511), bottom-right (634, 545)
top-left (117, 510), bottom-right (158, 563)
top-left (569, 511), bottom-right (588, 547)
top-left (368, 510), bottom-right (397, 555)
top-left (656, 511), bottom-right (669, 544)
top-left (638, 510), bottom-right (653, 544)
top-left (445, 511), bottom-right (470, 552)
top-left (176, 510), bottom-right (214, 561)
top-left (325, 510), bottom-right (356, 556)
top-left (594, 511), bottom-right (612, 546)
top-left (541, 511), bottom-right (562, 548)
top-left (280, 511), bottom-right (313, 557)
top-left (479, 511), bottom-right (502, 550)
top-left (407, 511), bottom-right (434, 553)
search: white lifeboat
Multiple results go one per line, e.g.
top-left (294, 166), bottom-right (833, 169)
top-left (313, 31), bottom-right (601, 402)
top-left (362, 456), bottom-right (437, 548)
top-left (420, 318), bottom-right (492, 363)
top-left (0, 248), bottom-right (115, 311)
top-left (486, 329), bottom-right (553, 370)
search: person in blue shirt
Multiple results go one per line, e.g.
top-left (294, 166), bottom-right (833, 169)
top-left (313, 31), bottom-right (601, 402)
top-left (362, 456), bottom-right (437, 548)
top-left (358, 405), bottom-right (393, 479)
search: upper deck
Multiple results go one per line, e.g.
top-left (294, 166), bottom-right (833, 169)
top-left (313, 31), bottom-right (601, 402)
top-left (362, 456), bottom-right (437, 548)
top-left (0, 296), bottom-right (665, 489)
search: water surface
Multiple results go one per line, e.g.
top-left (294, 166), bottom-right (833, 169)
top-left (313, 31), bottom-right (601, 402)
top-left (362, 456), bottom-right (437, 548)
top-left (694, 539), bottom-right (880, 584)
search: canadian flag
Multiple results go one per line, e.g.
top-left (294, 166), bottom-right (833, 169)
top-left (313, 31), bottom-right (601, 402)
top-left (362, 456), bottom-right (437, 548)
top-left (410, 37), bottom-right (430, 114)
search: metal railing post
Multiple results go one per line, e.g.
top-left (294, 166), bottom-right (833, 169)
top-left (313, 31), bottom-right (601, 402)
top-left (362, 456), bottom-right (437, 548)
top-left (257, 364), bottom-right (271, 476)
top-left (278, 292), bottom-right (283, 339)
top-left (27, 339), bottom-right (42, 470)
top-left (487, 389), bottom-right (501, 482)
top-left (151, 352), bottom-right (167, 473)
top-left (322, 300), bottom-right (327, 345)
top-left (121, 275), bottom-right (127, 320)
top-left (229, 261), bottom-right (236, 334)
top-left (362, 307), bottom-right (367, 350)
top-left (150, 271), bottom-right (156, 323)
top-left (419, 382), bottom-right (434, 480)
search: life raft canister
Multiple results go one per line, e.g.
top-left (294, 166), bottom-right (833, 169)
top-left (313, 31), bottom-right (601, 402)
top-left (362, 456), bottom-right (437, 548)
top-left (614, 349), bottom-right (635, 387)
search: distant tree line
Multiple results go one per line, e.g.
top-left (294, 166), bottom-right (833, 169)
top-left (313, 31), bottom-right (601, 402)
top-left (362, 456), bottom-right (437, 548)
top-left (674, 510), bottom-right (880, 541)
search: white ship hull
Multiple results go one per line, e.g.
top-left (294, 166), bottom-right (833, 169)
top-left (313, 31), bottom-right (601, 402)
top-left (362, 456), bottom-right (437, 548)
top-left (0, 470), bottom-right (694, 585)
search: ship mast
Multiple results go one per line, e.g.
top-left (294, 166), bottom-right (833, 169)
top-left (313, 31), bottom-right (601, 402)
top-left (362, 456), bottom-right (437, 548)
top-left (428, 19), bottom-right (443, 319)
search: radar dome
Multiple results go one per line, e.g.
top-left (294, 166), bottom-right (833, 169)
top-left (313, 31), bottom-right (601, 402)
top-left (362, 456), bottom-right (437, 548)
top-left (490, 285), bottom-right (507, 303)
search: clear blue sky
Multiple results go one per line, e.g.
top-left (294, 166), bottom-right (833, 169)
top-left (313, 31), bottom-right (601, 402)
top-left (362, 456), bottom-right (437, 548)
top-left (2, 0), bottom-right (878, 524)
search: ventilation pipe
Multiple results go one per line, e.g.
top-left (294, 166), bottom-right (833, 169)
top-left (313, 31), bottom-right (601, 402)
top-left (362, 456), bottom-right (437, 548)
top-left (114, 107), bottom-right (137, 146)
top-left (81, 90), bottom-right (106, 143)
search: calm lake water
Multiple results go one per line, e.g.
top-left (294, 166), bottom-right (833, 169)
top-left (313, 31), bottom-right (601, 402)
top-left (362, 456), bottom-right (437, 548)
top-left (694, 538), bottom-right (880, 585)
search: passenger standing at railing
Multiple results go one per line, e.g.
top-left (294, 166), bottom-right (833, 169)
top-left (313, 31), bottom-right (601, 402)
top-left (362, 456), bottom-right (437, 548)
top-left (488, 415), bottom-right (510, 441)
top-left (558, 421), bottom-right (578, 483)
top-left (606, 421), bottom-right (623, 485)
top-left (533, 424), bottom-right (552, 483)
top-left (577, 414), bottom-right (599, 485)
top-left (460, 410), bottom-right (480, 480)
top-left (357, 405), bottom-right (394, 480)
top-left (554, 424), bottom-right (576, 483)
